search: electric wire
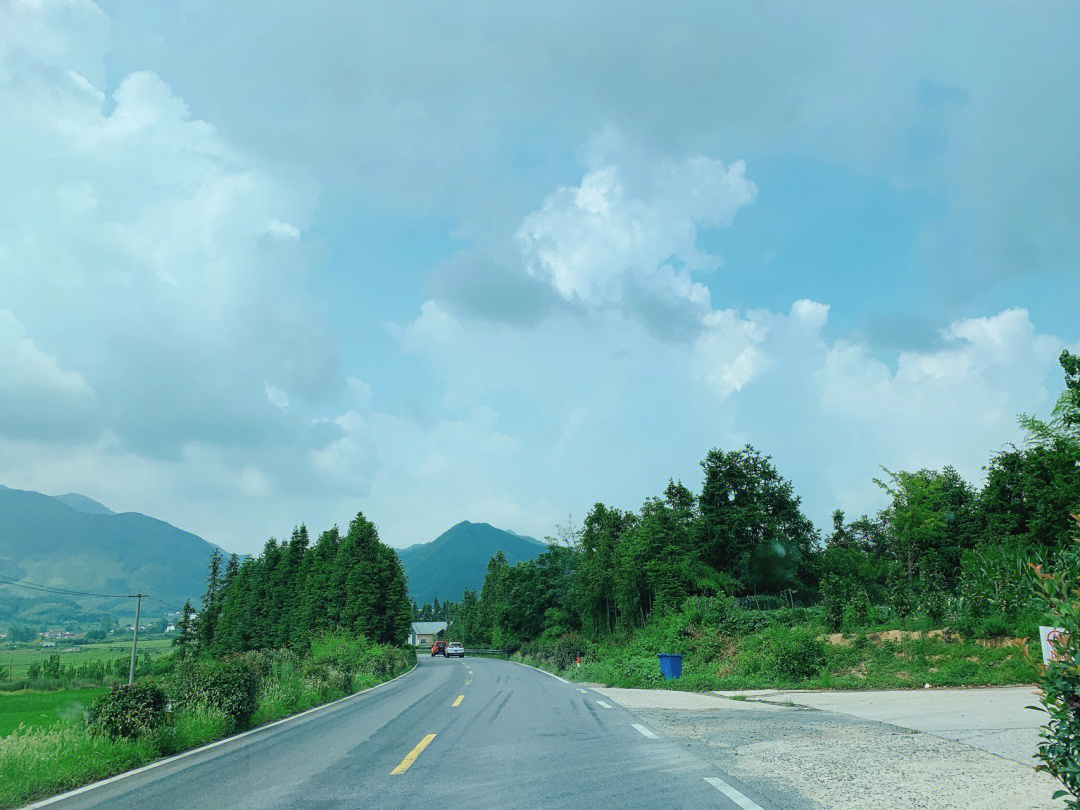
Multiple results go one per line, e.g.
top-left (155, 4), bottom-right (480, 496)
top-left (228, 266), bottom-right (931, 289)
top-left (0, 572), bottom-right (161, 603)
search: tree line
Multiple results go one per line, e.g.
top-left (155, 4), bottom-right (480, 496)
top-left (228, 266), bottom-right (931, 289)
top-left (448, 350), bottom-right (1080, 647)
top-left (176, 512), bottom-right (412, 658)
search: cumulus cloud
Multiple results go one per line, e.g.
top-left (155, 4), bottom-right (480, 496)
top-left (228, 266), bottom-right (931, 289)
top-left (401, 150), bottom-right (1074, 534)
top-left (517, 158), bottom-right (755, 314)
top-left (0, 0), bottom-right (351, 547)
top-left (3, 1), bottom-right (1076, 553)
top-left (0, 1), bottom-right (333, 447)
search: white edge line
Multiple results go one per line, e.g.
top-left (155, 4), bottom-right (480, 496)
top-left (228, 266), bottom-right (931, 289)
top-left (20, 662), bottom-right (419, 809)
top-left (703, 777), bottom-right (766, 810)
top-left (577, 688), bottom-right (587, 693)
top-left (630, 723), bottom-right (657, 738)
top-left (507, 658), bottom-right (570, 684)
top-left (596, 700), bottom-right (612, 709)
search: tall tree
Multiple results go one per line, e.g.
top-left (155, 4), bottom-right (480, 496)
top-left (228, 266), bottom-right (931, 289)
top-left (198, 548), bottom-right (224, 650)
top-left (696, 445), bottom-right (817, 593)
top-left (173, 599), bottom-right (198, 659)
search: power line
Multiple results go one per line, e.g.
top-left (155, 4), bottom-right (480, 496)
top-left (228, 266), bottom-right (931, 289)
top-left (0, 572), bottom-right (142, 600)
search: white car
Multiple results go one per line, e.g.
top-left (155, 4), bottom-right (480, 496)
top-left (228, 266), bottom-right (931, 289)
top-left (446, 641), bottom-right (465, 658)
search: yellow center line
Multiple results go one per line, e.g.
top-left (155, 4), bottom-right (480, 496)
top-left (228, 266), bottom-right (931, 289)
top-left (465, 679), bottom-right (471, 686)
top-left (469, 670), bottom-right (473, 675)
top-left (390, 733), bottom-right (437, 774)
top-left (452, 694), bottom-right (464, 707)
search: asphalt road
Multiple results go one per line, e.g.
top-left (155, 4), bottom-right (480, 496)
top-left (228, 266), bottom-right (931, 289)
top-left (28, 656), bottom-right (780, 810)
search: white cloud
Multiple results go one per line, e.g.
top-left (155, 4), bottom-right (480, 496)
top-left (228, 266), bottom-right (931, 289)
top-left (402, 152), bottom-right (1072, 535)
top-left (264, 219), bottom-right (301, 240)
top-left (263, 382), bottom-right (289, 410)
top-left (346, 377), bottom-right (373, 408)
top-left (0, 0), bottom-right (331, 450)
top-left (818, 308), bottom-right (1060, 466)
top-left (0, 309), bottom-right (92, 400)
top-left (517, 158), bottom-right (755, 309)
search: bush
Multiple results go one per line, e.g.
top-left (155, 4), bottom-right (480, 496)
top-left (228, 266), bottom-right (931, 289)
top-left (308, 633), bottom-right (368, 674)
top-left (820, 574), bottom-right (845, 631)
top-left (1030, 519), bottom-right (1080, 808)
top-left (737, 627), bottom-right (825, 683)
top-left (168, 656), bottom-right (261, 728)
top-left (86, 682), bottom-right (167, 739)
top-left (519, 633), bottom-right (593, 671)
top-left (771, 628), bottom-right (826, 680)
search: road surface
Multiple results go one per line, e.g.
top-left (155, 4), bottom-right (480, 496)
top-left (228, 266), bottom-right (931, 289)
top-left (27, 656), bottom-right (783, 810)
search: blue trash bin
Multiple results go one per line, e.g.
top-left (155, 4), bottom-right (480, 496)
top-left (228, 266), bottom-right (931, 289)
top-left (657, 653), bottom-right (683, 680)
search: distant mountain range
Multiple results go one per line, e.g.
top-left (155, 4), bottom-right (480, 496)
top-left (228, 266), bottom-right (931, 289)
top-left (0, 485), bottom-right (219, 625)
top-left (397, 521), bottom-right (547, 605)
top-left (0, 486), bottom-right (545, 626)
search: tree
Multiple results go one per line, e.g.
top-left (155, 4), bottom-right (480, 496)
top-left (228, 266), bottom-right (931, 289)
top-left (979, 444), bottom-right (1080, 554)
top-left (198, 548), bottom-right (224, 651)
top-left (877, 466), bottom-right (977, 587)
top-left (576, 503), bottom-right (633, 634)
top-left (696, 445), bottom-right (817, 593)
top-left (173, 600), bottom-right (198, 659)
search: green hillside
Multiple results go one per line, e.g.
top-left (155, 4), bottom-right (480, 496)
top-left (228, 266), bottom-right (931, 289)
top-left (398, 521), bottom-right (546, 605)
top-left (0, 486), bottom-right (221, 625)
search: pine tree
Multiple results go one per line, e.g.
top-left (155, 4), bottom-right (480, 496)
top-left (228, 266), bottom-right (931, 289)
top-left (174, 599), bottom-right (198, 659)
top-left (198, 549), bottom-right (223, 650)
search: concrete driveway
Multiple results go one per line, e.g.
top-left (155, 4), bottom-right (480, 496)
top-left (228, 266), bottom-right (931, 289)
top-left (713, 685), bottom-right (1046, 764)
top-left (591, 684), bottom-right (1065, 810)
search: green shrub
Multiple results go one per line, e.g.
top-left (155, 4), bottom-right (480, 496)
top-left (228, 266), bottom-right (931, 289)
top-left (771, 628), bottom-right (826, 679)
top-left (309, 633), bottom-right (368, 674)
top-left (1031, 520), bottom-right (1080, 808)
top-left (820, 574), bottom-right (844, 631)
top-left (519, 633), bottom-right (593, 671)
top-left (737, 627), bottom-right (825, 683)
top-left (168, 656), bottom-right (261, 728)
top-left (86, 682), bottom-right (166, 739)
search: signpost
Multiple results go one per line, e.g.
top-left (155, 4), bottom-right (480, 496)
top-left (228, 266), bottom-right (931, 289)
top-left (1039, 625), bottom-right (1068, 666)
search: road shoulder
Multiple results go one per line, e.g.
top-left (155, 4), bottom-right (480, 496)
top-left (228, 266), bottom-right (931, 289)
top-left (593, 686), bottom-right (1065, 810)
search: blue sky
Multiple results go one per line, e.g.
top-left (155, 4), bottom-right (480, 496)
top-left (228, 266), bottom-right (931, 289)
top-left (1, 1), bottom-right (1078, 553)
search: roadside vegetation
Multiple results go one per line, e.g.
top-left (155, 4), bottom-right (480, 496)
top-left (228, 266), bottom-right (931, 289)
top-left (1030, 516), bottom-right (1080, 807)
top-left (441, 351), bottom-right (1079, 697)
top-left (0, 512), bottom-right (415, 809)
top-left (0, 640), bottom-right (173, 691)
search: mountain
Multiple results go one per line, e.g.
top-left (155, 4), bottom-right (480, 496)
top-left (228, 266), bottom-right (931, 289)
top-left (397, 521), bottom-right (547, 605)
top-left (52, 493), bottom-right (115, 514)
top-left (0, 485), bottom-right (221, 624)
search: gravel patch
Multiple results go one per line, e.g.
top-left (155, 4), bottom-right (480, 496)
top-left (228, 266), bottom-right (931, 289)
top-left (596, 689), bottom-right (1065, 810)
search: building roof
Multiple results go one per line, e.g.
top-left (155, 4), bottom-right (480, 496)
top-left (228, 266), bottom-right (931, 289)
top-left (411, 621), bottom-right (448, 634)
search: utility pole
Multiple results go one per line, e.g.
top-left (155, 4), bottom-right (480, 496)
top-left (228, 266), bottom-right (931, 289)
top-left (128, 593), bottom-right (143, 685)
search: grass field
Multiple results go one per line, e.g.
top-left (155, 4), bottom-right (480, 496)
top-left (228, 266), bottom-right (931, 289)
top-left (0, 688), bottom-right (106, 737)
top-left (0, 639), bottom-right (173, 679)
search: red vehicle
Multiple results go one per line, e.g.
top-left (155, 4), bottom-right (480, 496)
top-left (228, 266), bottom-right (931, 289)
top-left (430, 640), bottom-right (447, 657)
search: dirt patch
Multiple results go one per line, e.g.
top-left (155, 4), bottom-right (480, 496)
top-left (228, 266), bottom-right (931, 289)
top-left (826, 633), bottom-right (852, 647)
top-left (976, 637), bottom-right (1027, 649)
top-left (867, 629), bottom-right (963, 644)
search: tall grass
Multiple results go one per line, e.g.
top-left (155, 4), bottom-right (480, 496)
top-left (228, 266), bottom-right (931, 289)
top-left (0, 636), bottom-right (416, 809)
top-left (0, 725), bottom-right (157, 807)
